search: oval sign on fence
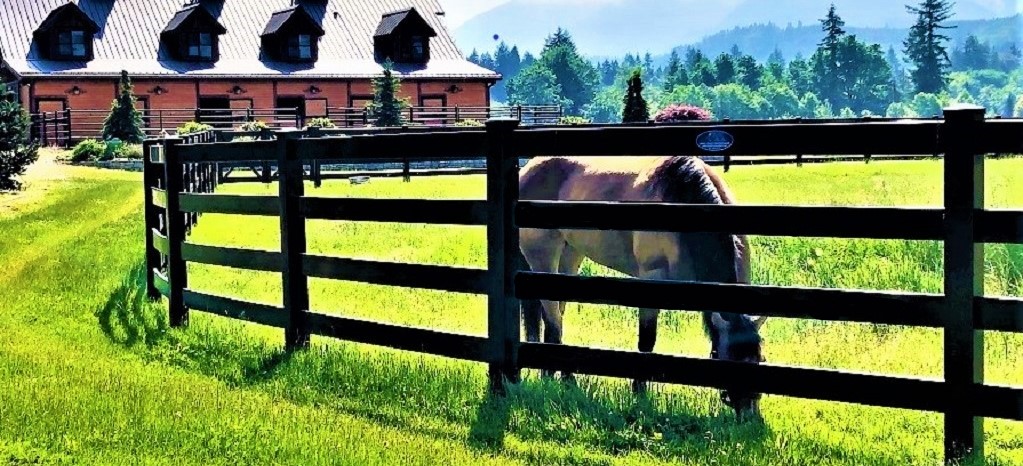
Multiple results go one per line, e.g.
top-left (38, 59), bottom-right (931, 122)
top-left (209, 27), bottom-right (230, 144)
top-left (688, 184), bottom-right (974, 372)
top-left (695, 130), bottom-right (734, 152)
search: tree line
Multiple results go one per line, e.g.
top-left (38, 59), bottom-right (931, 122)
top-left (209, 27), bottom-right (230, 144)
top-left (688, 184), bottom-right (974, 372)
top-left (467, 0), bottom-right (1022, 122)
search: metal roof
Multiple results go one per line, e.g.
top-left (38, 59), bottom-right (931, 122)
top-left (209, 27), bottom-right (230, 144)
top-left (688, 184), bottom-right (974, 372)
top-left (261, 6), bottom-right (324, 37)
top-left (0, 0), bottom-right (499, 80)
top-left (163, 4), bottom-right (227, 35)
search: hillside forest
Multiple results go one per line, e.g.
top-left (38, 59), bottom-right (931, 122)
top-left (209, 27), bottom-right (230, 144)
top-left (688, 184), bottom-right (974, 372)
top-left (466, 1), bottom-right (1023, 122)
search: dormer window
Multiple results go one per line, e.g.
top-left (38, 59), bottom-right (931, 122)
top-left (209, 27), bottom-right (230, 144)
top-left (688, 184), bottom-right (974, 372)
top-left (410, 35), bottom-right (425, 61)
top-left (187, 32), bottom-right (214, 60)
top-left (161, 4), bottom-right (227, 62)
top-left (373, 8), bottom-right (437, 64)
top-left (33, 3), bottom-right (99, 61)
top-left (288, 34), bottom-right (312, 61)
top-left (260, 6), bottom-right (324, 63)
top-left (58, 30), bottom-right (88, 58)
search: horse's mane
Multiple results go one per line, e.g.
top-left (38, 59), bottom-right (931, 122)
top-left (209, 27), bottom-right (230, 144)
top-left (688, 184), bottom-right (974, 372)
top-left (647, 157), bottom-right (752, 342)
top-left (647, 156), bottom-right (725, 205)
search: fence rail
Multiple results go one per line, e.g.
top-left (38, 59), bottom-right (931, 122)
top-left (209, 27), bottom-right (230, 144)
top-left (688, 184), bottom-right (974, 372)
top-left (142, 107), bottom-right (1023, 464)
top-left (30, 105), bottom-right (564, 147)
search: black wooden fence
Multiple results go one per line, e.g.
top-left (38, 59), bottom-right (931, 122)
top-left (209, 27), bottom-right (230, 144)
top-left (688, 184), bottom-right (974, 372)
top-left (142, 105), bottom-right (1023, 464)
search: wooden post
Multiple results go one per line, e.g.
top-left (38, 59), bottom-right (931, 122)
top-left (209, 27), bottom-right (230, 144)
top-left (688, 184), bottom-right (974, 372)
top-left (143, 140), bottom-right (161, 300)
top-left (63, 108), bottom-right (72, 147)
top-left (278, 130), bottom-right (310, 350)
top-left (486, 118), bottom-right (522, 393)
top-left (796, 117), bottom-right (803, 167)
top-left (162, 137), bottom-right (188, 327)
top-left (941, 104), bottom-right (986, 464)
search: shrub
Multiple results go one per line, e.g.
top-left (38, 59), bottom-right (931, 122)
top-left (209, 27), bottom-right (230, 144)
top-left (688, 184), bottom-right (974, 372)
top-left (114, 143), bottom-right (142, 159)
top-left (653, 104), bottom-right (713, 122)
top-left (176, 121), bottom-right (213, 136)
top-left (71, 139), bottom-right (106, 162)
top-left (0, 83), bottom-right (38, 190)
top-left (238, 120), bottom-right (270, 132)
top-left (558, 116), bottom-right (591, 125)
top-left (305, 117), bottom-right (336, 129)
top-left (454, 119), bottom-right (484, 127)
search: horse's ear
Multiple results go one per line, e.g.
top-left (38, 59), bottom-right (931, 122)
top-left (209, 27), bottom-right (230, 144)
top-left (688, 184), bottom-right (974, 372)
top-left (711, 312), bottom-right (730, 330)
top-left (753, 315), bottom-right (768, 330)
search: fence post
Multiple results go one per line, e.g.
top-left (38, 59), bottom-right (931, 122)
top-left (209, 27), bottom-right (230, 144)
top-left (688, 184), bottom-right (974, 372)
top-left (162, 137), bottom-right (188, 327)
top-left (143, 139), bottom-right (161, 300)
top-left (940, 104), bottom-right (986, 464)
top-left (486, 117), bottom-right (522, 394)
top-left (63, 108), bottom-right (72, 147)
top-left (278, 130), bottom-right (310, 350)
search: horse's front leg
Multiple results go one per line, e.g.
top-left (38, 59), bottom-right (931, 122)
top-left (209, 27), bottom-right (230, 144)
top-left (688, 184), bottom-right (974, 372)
top-left (632, 267), bottom-right (667, 395)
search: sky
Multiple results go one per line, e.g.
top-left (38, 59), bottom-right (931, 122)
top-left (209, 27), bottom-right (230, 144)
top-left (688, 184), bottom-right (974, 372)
top-left (437, 0), bottom-right (1023, 30)
top-left (436, 0), bottom-right (511, 29)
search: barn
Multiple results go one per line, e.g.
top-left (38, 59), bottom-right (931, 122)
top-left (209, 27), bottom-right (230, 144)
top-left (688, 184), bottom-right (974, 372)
top-left (0, 0), bottom-right (501, 140)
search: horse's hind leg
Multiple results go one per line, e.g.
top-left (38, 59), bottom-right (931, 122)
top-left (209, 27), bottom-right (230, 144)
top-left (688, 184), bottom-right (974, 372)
top-left (517, 249), bottom-right (543, 343)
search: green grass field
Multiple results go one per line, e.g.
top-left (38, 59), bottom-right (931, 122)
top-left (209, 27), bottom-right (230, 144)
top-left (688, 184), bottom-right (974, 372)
top-left (2, 152), bottom-right (1023, 465)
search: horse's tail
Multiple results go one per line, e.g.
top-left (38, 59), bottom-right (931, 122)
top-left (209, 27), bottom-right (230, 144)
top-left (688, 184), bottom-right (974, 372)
top-left (516, 248), bottom-right (543, 342)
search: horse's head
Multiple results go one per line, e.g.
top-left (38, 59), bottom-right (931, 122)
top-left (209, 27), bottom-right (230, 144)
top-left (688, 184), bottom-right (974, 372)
top-left (709, 312), bottom-right (767, 423)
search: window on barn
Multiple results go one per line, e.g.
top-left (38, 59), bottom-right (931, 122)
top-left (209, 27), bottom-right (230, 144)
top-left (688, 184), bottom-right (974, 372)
top-left (288, 35), bottom-right (312, 61)
top-left (411, 36), bottom-right (425, 62)
top-left (187, 33), bottom-right (214, 60)
top-left (57, 30), bottom-right (87, 59)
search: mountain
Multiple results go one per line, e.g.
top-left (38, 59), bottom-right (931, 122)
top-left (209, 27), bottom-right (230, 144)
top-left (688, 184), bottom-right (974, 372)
top-left (452, 0), bottom-right (1021, 58)
top-left (665, 14), bottom-right (1022, 64)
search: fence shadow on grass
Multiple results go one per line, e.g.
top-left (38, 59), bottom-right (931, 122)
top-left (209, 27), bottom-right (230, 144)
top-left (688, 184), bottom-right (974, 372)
top-left (95, 261), bottom-right (169, 348)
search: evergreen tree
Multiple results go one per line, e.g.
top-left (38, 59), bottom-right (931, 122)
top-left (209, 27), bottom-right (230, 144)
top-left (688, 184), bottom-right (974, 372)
top-left (729, 44), bottom-right (743, 59)
top-left (714, 53), bottom-right (737, 84)
top-left (766, 48), bottom-right (786, 82)
top-left (787, 54), bottom-right (814, 96)
top-left (664, 50), bottom-right (682, 91)
top-left (622, 68), bottom-right (650, 123)
top-left (521, 51), bottom-right (536, 69)
top-left (643, 53), bottom-right (655, 78)
top-left (959, 34), bottom-right (990, 70)
top-left (537, 28), bottom-right (599, 115)
top-left (479, 52), bottom-right (496, 71)
top-left (102, 70), bottom-right (145, 143)
top-left (491, 41), bottom-right (522, 102)
top-left (371, 59), bottom-right (407, 127)
top-left (735, 54), bottom-right (763, 88)
top-left (0, 83), bottom-right (39, 191)
top-left (813, 4), bottom-right (847, 108)
top-left (904, 0), bottom-right (956, 94)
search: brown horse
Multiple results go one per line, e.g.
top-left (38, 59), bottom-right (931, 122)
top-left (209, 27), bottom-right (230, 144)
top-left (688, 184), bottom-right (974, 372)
top-left (517, 155), bottom-right (768, 422)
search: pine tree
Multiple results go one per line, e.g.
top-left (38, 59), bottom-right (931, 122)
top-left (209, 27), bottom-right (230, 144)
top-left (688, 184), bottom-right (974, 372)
top-left (814, 4), bottom-right (847, 108)
top-left (102, 70), bottom-right (145, 143)
top-left (371, 59), bottom-right (407, 127)
top-left (664, 50), bottom-right (682, 91)
top-left (0, 84), bottom-right (39, 191)
top-left (622, 68), bottom-right (650, 123)
top-left (903, 0), bottom-right (956, 94)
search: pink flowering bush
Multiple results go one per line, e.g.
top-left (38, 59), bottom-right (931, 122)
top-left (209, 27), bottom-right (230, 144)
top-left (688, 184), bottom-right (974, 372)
top-left (653, 104), bottom-right (713, 122)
